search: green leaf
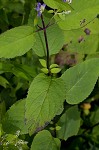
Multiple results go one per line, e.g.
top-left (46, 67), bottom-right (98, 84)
top-left (2, 99), bottom-right (29, 134)
top-left (91, 125), bottom-right (99, 145)
top-left (61, 58), bottom-right (99, 104)
top-left (71, 0), bottom-right (99, 12)
top-left (0, 76), bottom-right (9, 88)
top-left (48, 10), bottom-right (54, 13)
top-left (50, 64), bottom-right (59, 69)
top-left (6, 134), bottom-right (17, 142)
top-left (15, 64), bottom-right (37, 79)
top-left (56, 126), bottom-right (61, 131)
top-left (41, 68), bottom-right (49, 74)
top-left (73, 34), bottom-right (99, 54)
top-left (31, 130), bottom-right (60, 150)
top-left (28, 2), bottom-right (37, 27)
top-left (0, 62), bottom-right (13, 72)
top-left (0, 62), bottom-right (36, 80)
top-left (90, 108), bottom-right (99, 125)
top-left (33, 24), bottom-right (65, 57)
top-left (0, 124), bottom-right (4, 137)
top-left (39, 59), bottom-right (47, 68)
top-left (0, 101), bottom-right (6, 122)
top-left (11, 64), bottom-right (36, 81)
top-left (56, 106), bottom-right (80, 140)
top-left (0, 26), bottom-right (35, 58)
top-left (63, 21), bottom-right (99, 54)
top-left (25, 73), bottom-right (65, 135)
top-left (55, 1), bottom-right (99, 30)
top-left (43, 0), bottom-right (72, 10)
top-left (51, 68), bottom-right (61, 74)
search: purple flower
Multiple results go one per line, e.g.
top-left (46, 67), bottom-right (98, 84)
top-left (36, 2), bottom-right (46, 16)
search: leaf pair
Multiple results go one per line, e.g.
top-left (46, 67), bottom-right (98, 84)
top-left (39, 59), bottom-right (61, 74)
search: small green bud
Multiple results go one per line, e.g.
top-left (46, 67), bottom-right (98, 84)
top-left (41, 68), bottom-right (49, 74)
top-left (51, 68), bottom-right (61, 74)
top-left (84, 109), bottom-right (90, 115)
top-left (56, 126), bottom-right (61, 131)
top-left (49, 127), bottom-right (54, 131)
top-left (39, 59), bottom-right (47, 68)
top-left (50, 64), bottom-right (59, 69)
top-left (48, 10), bottom-right (54, 13)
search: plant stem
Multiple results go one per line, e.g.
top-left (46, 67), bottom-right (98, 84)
top-left (41, 14), bottom-right (50, 71)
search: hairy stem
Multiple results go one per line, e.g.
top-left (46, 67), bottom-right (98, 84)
top-left (41, 14), bottom-right (50, 71)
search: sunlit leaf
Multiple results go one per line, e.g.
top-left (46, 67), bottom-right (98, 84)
top-left (55, 1), bottom-right (99, 30)
top-left (39, 59), bottom-right (47, 68)
top-left (43, 0), bottom-right (72, 10)
top-left (0, 26), bottom-right (35, 58)
top-left (63, 18), bottom-right (99, 54)
top-left (50, 64), bottom-right (59, 69)
top-left (61, 58), bottom-right (99, 104)
top-left (51, 68), bottom-right (61, 74)
top-left (41, 68), bottom-right (49, 74)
